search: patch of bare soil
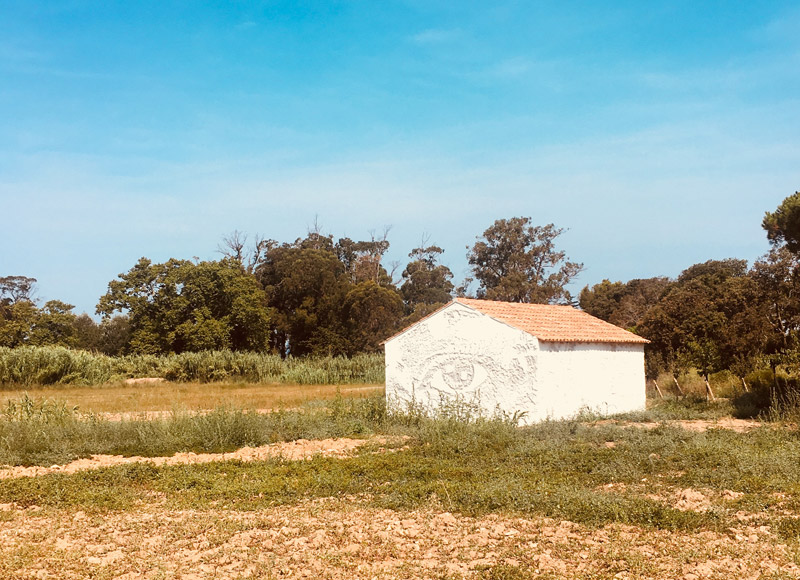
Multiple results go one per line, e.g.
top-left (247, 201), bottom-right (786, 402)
top-left (0, 498), bottom-right (797, 579)
top-left (672, 418), bottom-right (762, 432)
top-left (122, 377), bottom-right (166, 386)
top-left (651, 488), bottom-right (714, 512)
top-left (596, 418), bottom-right (762, 432)
top-left (599, 483), bottom-right (748, 514)
top-left (0, 436), bottom-right (408, 480)
top-left (94, 408), bottom-right (286, 422)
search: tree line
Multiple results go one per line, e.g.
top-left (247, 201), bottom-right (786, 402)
top-left (2, 193), bottom-right (800, 384)
top-left (0, 217), bottom-right (581, 357)
top-left (582, 192), bottom-right (800, 382)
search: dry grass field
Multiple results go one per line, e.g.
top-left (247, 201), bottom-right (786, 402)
top-left (0, 390), bottom-right (798, 579)
top-left (0, 382), bottom-right (383, 415)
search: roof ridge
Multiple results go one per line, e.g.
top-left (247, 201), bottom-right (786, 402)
top-left (455, 297), bottom-right (648, 344)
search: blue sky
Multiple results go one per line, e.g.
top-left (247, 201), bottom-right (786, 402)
top-left (2, 1), bottom-right (799, 316)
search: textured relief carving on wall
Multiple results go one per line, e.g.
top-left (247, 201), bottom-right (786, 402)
top-left (386, 303), bottom-right (540, 417)
top-left (440, 307), bottom-right (481, 325)
top-left (419, 352), bottom-right (487, 400)
top-left (410, 340), bottom-right (538, 412)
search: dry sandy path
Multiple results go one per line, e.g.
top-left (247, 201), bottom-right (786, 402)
top-left (95, 407), bottom-right (287, 422)
top-left (0, 436), bottom-right (406, 480)
top-left (595, 417), bottom-right (763, 432)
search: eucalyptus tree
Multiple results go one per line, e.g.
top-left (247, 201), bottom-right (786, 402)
top-left (763, 191), bottom-right (800, 253)
top-left (255, 231), bottom-right (403, 357)
top-left (580, 277), bottom-right (671, 331)
top-left (400, 244), bottom-right (454, 308)
top-left (466, 217), bottom-right (583, 304)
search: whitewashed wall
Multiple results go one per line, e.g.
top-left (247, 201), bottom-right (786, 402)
top-left (384, 302), bottom-right (647, 424)
top-left (385, 302), bottom-right (540, 422)
top-left (535, 342), bottom-right (646, 420)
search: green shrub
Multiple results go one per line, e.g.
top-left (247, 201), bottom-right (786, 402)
top-left (742, 368), bottom-right (800, 421)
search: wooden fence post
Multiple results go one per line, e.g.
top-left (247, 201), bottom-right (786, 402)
top-left (653, 380), bottom-right (664, 399)
top-left (705, 376), bottom-right (716, 401)
top-left (741, 377), bottom-right (749, 393)
top-left (673, 376), bottom-right (684, 396)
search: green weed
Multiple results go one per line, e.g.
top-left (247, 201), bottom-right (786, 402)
top-left (615, 396), bottom-right (737, 422)
top-left (1, 394), bottom-right (799, 538)
top-left (4, 398), bottom-right (800, 535)
top-left (0, 394), bottom-right (387, 466)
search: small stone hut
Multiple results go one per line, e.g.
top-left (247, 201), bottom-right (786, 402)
top-left (384, 298), bottom-right (648, 424)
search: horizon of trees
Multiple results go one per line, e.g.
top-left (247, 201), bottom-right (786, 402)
top-left (0, 217), bottom-right (582, 357)
top-left (581, 191), bottom-right (800, 381)
top-left (3, 192), bottom-right (800, 385)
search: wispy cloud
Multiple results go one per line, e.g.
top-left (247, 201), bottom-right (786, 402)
top-left (634, 48), bottom-right (800, 99)
top-left (459, 56), bottom-right (564, 90)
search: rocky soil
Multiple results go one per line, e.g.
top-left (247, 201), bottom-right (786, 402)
top-left (1, 421), bottom-right (798, 579)
top-left (1, 498), bottom-right (797, 579)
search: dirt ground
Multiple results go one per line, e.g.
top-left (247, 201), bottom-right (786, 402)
top-left (1, 421), bottom-right (798, 579)
top-left (1, 497), bottom-right (797, 579)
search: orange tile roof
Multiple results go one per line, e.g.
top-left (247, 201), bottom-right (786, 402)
top-left (456, 298), bottom-right (649, 344)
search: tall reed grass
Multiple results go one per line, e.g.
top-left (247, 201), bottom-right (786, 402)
top-left (0, 346), bottom-right (384, 387)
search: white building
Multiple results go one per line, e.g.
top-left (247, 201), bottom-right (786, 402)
top-left (384, 298), bottom-right (648, 424)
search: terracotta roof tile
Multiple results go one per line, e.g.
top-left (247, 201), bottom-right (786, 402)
top-left (456, 298), bottom-right (649, 344)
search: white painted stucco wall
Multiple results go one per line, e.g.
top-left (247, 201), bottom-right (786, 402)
top-left (535, 342), bottom-right (646, 420)
top-left (385, 302), bottom-right (540, 422)
top-left (385, 302), bottom-right (647, 424)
